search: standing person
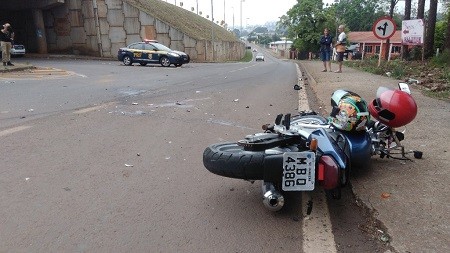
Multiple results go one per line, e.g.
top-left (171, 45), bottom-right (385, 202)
top-left (1, 23), bottom-right (15, 66)
top-left (319, 28), bottom-right (333, 72)
top-left (334, 24), bottom-right (347, 73)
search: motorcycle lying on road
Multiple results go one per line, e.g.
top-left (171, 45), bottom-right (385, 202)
top-left (202, 83), bottom-right (421, 212)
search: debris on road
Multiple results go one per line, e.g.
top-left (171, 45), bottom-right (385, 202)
top-left (381, 192), bottom-right (391, 199)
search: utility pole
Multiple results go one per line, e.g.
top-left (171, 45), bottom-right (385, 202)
top-left (232, 7), bottom-right (235, 30)
top-left (211, 0), bottom-right (215, 61)
top-left (240, 0), bottom-right (244, 33)
top-left (223, 0), bottom-right (226, 25)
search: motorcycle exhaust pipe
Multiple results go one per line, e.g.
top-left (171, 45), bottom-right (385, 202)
top-left (262, 182), bottom-right (285, 211)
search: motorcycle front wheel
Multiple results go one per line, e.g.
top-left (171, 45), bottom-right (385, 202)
top-left (203, 142), bottom-right (269, 180)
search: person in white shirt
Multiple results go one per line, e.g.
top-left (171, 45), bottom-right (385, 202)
top-left (334, 25), bottom-right (347, 73)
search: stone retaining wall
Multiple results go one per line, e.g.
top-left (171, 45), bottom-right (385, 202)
top-left (43, 0), bottom-right (245, 61)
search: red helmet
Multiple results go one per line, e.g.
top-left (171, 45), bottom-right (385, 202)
top-left (368, 87), bottom-right (417, 128)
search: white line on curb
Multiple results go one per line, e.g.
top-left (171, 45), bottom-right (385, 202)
top-left (296, 65), bottom-right (310, 112)
top-left (296, 64), bottom-right (337, 253)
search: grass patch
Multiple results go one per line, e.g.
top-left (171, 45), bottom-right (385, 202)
top-left (125, 0), bottom-right (239, 42)
top-left (240, 50), bottom-right (253, 62)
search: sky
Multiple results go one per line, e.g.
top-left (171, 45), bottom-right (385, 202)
top-left (166, 1), bottom-right (446, 29)
top-left (165, 0), bottom-right (299, 27)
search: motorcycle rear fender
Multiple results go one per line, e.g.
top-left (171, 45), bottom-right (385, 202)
top-left (263, 153), bottom-right (284, 184)
top-left (340, 131), bottom-right (372, 168)
top-left (308, 128), bottom-right (348, 170)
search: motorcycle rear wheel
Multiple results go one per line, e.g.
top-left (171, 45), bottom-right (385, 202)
top-left (203, 142), bottom-right (270, 180)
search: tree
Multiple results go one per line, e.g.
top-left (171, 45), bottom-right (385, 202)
top-left (425, 0), bottom-right (439, 58)
top-left (435, 20), bottom-right (447, 51)
top-left (384, 1), bottom-right (400, 60)
top-left (417, 0), bottom-right (425, 19)
top-left (334, 0), bottom-right (383, 31)
top-left (257, 35), bottom-right (272, 45)
top-left (280, 0), bottom-right (326, 52)
top-left (252, 27), bottom-right (268, 34)
top-left (402, 0), bottom-right (412, 60)
top-left (271, 34), bottom-right (281, 42)
top-left (445, 3), bottom-right (450, 51)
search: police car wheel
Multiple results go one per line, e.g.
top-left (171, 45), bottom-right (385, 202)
top-left (123, 55), bottom-right (133, 66)
top-left (160, 56), bottom-right (171, 67)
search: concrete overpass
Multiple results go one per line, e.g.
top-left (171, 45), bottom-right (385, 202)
top-left (0, 0), bottom-right (244, 61)
top-left (0, 0), bottom-right (64, 54)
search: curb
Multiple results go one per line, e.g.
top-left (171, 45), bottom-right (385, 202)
top-left (0, 65), bottom-right (35, 73)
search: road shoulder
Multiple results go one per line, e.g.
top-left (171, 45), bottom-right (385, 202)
top-left (297, 59), bottom-right (450, 253)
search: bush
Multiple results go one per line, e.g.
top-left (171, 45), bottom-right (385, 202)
top-left (431, 49), bottom-right (450, 67)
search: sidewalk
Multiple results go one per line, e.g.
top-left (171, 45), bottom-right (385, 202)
top-left (297, 60), bottom-right (450, 252)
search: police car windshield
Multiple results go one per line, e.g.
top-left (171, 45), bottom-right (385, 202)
top-left (152, 43), bottom-right (172, 52)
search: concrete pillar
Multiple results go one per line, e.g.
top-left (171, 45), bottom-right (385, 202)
top-left (32, 9), bottom-right (48, 54)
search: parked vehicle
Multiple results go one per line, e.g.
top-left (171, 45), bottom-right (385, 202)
top-left (1, 44), bottom-right (26, 57)
top-left (203, 83), bottom-right (420, 212)
top-left (344, 44), bottom-right (362, 60)
top-left (255, 53), bottom-right (265, 61)
top-left (117, 40), bottom-right (190, 67)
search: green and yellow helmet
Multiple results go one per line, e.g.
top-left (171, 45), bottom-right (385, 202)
top-left (329, 90), bottom-right (370, 131)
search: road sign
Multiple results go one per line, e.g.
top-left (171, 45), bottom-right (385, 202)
top-left (372, 16), bottom-right (397, 40)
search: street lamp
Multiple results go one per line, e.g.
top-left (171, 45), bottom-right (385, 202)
top-left (240, 0), bottom-right (244, 32)
top-left (231, 6), bottom-right (235, 30)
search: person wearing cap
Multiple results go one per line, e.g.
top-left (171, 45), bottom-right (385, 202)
top-left (1, 23), bottom-right (15, 66)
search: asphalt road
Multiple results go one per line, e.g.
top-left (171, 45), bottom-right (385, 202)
top-left (0, 53), bottom-right (388, 252)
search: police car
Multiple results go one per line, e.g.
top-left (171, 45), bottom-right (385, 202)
top-left (117, 40), bottom-right (190, 67)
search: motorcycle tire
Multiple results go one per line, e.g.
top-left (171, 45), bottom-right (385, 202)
top-left (203, 142), bottom-right (273, 180)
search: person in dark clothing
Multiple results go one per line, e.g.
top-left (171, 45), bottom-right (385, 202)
top-left (1, 23), bottom-right (15, 66)
top-left (319, 28), bottom-right (333, 72)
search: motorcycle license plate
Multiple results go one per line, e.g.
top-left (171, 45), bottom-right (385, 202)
top-left (282, 152), bottom-right (315, 191)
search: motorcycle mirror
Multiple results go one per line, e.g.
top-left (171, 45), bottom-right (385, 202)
top-left (398, 82), bottom-right (411, 94)
top-left (262, 124), bottom-right (272, 130)
top-left (284, 113), bottom-right (291, 130)
top-left (275, 114), bottom-right (283, 125)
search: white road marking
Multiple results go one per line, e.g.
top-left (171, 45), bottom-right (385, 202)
top-left (229, 63), bottom-right (258, 73)
top-left (296, 64), bottom-right (337, 253)
top-left (73, 103), bottom-right (115, 114)
top-left (0, 125), bottom-right (32, 137)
